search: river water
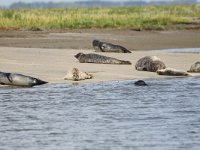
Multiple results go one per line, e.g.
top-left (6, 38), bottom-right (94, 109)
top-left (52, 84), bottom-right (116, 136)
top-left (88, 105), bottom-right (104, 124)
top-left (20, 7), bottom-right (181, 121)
top-left (0, 77), bottom-right (200, 150)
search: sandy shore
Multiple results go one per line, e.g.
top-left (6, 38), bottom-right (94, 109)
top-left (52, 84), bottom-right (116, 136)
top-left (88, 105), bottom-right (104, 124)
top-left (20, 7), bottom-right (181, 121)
top-left (0, 47), bottom-right (200, 84)
top-left (0, 29), bottom-right (200, 84)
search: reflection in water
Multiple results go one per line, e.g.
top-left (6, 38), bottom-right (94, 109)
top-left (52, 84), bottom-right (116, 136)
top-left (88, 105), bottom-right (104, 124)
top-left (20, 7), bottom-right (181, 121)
top-left (0, 77), bottom-right (200, 150)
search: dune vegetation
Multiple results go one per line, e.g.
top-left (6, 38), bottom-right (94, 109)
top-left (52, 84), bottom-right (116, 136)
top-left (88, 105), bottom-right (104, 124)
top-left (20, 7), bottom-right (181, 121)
top-left (0, 4), bottom-right (200, 30)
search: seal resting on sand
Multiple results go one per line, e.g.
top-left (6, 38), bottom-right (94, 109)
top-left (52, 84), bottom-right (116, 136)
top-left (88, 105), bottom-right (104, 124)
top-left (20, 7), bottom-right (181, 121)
top-left (92, 40), bottom-right (131, 53)
top-left (74, 53), bottom-right (132, 65)
top-left (134, 80), bottom-right (148, 86)
top-left (135, 56), bottom-right (166, 72)
top-left (187, 62), bottom-right (200, 73)
top-left (157, 68), bottom-right (189, 76)
top-left (0, 71), bottom-right (48, 87)
top-left (64, 68), bottom-right (93, 81)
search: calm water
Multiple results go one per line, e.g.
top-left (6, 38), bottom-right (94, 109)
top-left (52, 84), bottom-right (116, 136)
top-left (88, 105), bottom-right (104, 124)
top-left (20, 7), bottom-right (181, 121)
top-left (0, 77), bottom-right (200, 150)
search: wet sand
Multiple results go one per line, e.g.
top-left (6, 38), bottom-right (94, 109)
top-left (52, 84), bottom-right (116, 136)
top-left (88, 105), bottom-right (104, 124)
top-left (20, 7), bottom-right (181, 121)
top-left (0, 29), bottom-right (200, 84)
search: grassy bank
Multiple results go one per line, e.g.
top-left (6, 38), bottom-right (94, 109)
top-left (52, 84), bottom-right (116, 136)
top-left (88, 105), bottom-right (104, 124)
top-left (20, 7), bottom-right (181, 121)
top-left (0, 4), bottom-right (200, 30)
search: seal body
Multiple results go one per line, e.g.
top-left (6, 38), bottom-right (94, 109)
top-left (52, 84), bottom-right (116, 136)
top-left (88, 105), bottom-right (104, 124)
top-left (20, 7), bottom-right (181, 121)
top-left (0, 72), bottom-right (48, 87)
top-left (92, 40), bottom-right (131, 53)
top-left (157, 68), bottom-right (189, 76)
top-left (134, 80), bottom-right (148, 86)
top-left (187, 62), bottom-right (200, 73)
top-left (135, 56), bottom-right (166, 72)
top-left (64, 68), bottom-right (93, 81)
top-left (75, 53), bottom-right (132, 65)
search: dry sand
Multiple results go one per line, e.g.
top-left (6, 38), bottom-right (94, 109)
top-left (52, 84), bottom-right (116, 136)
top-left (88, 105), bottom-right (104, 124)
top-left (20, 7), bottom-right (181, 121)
top-left (0, 29), bottom-right (200, 84)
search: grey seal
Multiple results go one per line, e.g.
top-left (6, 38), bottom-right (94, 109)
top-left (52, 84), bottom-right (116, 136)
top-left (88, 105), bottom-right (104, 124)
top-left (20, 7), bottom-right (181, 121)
top-left (157, 68), bottom-right (189, 76)
top-left (135, 56), bottom-right (166, 72)
top-left (75, 53), bottom-right (132, 65)
top-left (0, 71), bottom-right (48, 87)
top-left (64, 68), bottom-right (93, 81)
top-left (187, 61), bottom-right (200, 73)
top-left (92, 40), bottom-right (131, 53)
top-left (134, 80), bottom-right (148, 86)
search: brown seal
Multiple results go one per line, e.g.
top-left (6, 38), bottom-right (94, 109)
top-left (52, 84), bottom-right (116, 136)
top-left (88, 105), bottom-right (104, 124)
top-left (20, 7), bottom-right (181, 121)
top-left (187, 61), bottom-right (200, 73)
top-left (135, 56), bottom-right (166, 72)
top-left (64, 68), bottom-right (93, 81)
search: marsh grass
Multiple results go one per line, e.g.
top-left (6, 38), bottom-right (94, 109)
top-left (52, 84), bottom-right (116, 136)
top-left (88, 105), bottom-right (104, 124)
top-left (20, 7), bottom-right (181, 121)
top-left (0, 4), bottom-right (199, 30)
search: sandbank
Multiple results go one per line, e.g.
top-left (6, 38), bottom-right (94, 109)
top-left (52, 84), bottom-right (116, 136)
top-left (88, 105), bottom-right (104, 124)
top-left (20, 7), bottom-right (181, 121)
top-left (0, 47), bottom-right (200, 84)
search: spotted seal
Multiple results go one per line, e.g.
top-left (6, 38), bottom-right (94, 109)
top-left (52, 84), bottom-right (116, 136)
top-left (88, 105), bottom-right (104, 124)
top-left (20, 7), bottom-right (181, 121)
top-left (64, 68), bottom-right (93, 81)
top-left (74, 53), bottom-right (132, 65)
top-left (92, 40), bottom-right (131, 53)
top-left (157, 68), bottom-right (189, 76)
top-left (135, 56), bottom-right (166, 72)
top-left (187, 61), bottom-right (200, 73)
top-left (0, 71), bottom-right (48, 87)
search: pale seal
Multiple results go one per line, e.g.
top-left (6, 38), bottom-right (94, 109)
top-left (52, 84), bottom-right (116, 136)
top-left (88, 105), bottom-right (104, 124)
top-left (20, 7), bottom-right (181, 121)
top-left (134, 80), bottom-right (148, 86)
top-left (157, 68), bottom-right (189, 76)
top-left (187, 61), bottom-right (200, 73)
top-left (92, 40), bottom-right (131, 53)
top-left (135, 56), bottom-right (166, 72)
top-left (64, 68), bottom-right (93, 81)
top-left (0, 71), bottom-right (48, 87)
top-left (74, 53), bottom-right (132, 65)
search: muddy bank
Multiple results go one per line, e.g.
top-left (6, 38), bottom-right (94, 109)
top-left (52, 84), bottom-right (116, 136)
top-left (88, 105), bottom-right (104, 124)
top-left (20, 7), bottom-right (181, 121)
top-left (0, 29), bottom-right (200, 50)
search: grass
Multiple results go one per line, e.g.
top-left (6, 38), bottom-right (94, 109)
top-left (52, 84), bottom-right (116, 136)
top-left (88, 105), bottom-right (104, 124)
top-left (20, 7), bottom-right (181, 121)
top-left (0, 4), bottom-right (200, 30)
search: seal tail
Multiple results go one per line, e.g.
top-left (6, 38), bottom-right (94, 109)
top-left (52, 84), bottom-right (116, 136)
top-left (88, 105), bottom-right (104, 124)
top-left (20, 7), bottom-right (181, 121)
top-left (121, 60), bottom-right (132, 65)
top-left (35, 79), bottom-right (48, 85)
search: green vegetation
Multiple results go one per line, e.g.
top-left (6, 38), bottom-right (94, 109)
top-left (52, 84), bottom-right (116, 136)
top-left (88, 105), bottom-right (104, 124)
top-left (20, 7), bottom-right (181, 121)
top-left (0, 4), bottom-right (200, 30)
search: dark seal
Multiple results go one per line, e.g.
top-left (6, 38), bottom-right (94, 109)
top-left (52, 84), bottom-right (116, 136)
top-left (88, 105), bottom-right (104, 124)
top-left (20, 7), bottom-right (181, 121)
top-left (135, 56), bottom-right (166, 72)
top-left (134, 80), bottom-right (148, 86)
top-left (75, 53), bottom-right (132, 65)
top-left (187, 61), bottom-right (200, 73)
top-left (0, 71), bottom-right (48, 87)
top-left (92, 40), bottom-right (131, 53)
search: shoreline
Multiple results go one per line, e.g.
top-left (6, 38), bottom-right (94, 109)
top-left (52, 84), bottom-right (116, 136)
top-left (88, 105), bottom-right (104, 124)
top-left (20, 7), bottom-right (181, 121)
top-left (0, 29), bottom-right (200, 85)
top-left (0, 47), bottom-right (200, 84)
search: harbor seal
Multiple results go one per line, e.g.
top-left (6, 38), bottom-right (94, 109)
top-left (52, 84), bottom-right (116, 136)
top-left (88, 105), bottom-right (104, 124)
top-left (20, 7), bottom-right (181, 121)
top-left (187, 61), bottom-right (200, 73)
top-left (134, 80), bottom-right (148, 86)
top-left (92, 40), bottom-right (131, 53)
top-left (75, 53), bottom-right (132, 65)
top-left (135, 56), bottom-right (166, 72)
top-left (64, 68), bottom-right (93, 81)
top-left (0, 71), bottom-right (48, 87)
top-left (157, 68), bottom-right (190, 76)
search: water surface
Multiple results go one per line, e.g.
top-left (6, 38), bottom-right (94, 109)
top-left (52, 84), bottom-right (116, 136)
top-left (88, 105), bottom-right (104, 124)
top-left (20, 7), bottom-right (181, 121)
top-left (0, 77), bottom-right (200, 150)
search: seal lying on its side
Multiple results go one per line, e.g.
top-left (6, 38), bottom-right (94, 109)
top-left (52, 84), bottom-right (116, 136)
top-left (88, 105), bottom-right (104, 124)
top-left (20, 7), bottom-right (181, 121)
top-left (75, 53), bottom-right (132, 65)
top-left (187, 61), bottom-right (200, 73)
top-left (92, 40), bottom-right (131, 53)
top-left (157, 68), bottom-right (190, 76)
top-left (0, 71), bottom-right (48, 87)
top-left (64, 68), bottom-right (93, 81)
top-left (135, 56), bottom-right (166, 72)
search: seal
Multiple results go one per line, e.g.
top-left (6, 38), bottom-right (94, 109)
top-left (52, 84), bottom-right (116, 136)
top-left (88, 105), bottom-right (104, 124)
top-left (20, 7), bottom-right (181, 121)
top-left (135, 56), bottom-right (166, 72)
top-left (74, 53), bottom-right (132, 65)
top-left (92, 40), bottom-right (131, 53)
top-left (0, 71), bottom-right (48, 87)
top-left (134, 80), bottom-right (148, 86)
top-left (64, 68), bottom-right (93, 81)
top-left (157, 68), bottom-right (190, 76)
top-left (187, 61), bottom-right (200, 73)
